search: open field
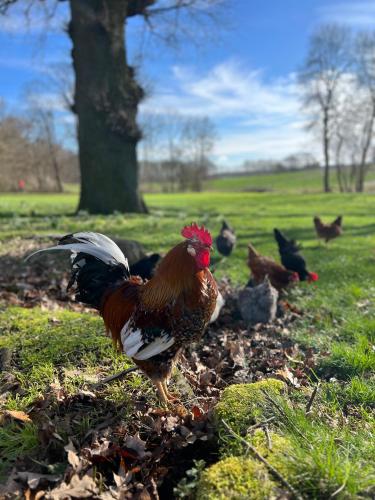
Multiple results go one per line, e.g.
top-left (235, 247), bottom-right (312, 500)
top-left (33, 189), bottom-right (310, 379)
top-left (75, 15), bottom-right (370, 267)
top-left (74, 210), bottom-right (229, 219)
top-left (140, 166), bottom-right (375, 194)
top-left (0, 191), bottom-right (374, 498)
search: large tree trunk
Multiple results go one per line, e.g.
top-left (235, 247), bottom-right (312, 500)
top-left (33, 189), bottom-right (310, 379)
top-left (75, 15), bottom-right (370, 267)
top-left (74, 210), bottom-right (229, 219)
top-left (323, 107), bottom-right (331, 193)
top-left (68, 0), bottom-right (147, 214)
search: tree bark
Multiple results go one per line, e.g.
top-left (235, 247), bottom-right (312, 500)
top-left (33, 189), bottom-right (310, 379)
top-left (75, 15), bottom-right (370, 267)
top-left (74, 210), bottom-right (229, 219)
top-left (355, 102), bottom-right (375, 193)
top-left (349, 161), bottom-right (357, 192)
top-left (69, 0), bottom-right (147, 214)
top-left (335, 134), bottom-right (344, 192)
top-left (323, 107), bottom-right (331, 192)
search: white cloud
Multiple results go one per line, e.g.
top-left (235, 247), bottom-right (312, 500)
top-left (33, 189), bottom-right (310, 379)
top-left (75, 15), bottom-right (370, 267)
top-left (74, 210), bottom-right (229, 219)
top-left (318, 1), bottom-right (375, 26)
top-left (142, 61), bottom-right (301, 119)
top-left (141, 60), bottom-right (312, 165)
top-left (213, 124), bottom-right (314, 159)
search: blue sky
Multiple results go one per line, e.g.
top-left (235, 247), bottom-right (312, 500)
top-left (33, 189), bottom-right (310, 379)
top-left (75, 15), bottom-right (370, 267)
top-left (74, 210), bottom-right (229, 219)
top-left (1, 0), bottom-right (375, 169)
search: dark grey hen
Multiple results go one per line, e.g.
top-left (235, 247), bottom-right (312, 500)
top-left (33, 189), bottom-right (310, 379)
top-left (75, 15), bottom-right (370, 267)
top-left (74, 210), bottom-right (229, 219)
top-left (238, 276), bottom-right (278, 326)
top-left (215, 220), bottom-right (236, 257)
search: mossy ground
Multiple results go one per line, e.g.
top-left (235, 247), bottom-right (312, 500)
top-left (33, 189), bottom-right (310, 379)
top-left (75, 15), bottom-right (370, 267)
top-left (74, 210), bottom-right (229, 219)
top-left (214, 380), bottom-right (284, 456)
top-left (197, 456), bottom-right (277, 500)
top-left (208, 379), bottom-right (375, 499)
top-left (0, 190), bottom-right (375, 497)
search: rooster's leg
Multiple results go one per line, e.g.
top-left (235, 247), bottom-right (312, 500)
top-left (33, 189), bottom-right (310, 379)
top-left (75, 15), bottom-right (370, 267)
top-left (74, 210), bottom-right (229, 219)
top-left (162, 380), bottom-right (179, 402)
top-left (154, 381), bottom-right (169, 405)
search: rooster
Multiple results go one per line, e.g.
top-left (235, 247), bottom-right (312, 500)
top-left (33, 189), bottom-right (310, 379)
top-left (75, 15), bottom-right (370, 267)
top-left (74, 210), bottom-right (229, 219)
top-left (274, 228), bottom-right (318, 282)
top-left (247, 243), bottom-right (299, 291)
top-left (27, 224), bottom-right (222, 404)
top-left (314, 216), bottom-right (343, 243)
top-left (215, 220), bottom-right (236, 257)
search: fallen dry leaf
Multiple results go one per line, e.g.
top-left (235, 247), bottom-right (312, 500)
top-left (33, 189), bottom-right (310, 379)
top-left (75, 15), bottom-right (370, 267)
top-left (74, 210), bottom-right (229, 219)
top-left (276, 366), bottom-right (301, 388)
top-left (16, 471), bottom-right (60, 490)
top-left (46, 474), bottom-right (98, 499)
top-left (3, 409), bottom-right (32, 423)
top-left (123, 434), bottom-right (150, 459)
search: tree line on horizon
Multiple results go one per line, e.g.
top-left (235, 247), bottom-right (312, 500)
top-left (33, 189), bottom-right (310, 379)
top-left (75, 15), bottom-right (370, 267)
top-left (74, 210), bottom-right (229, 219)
top-left (0, 99), bottom-right (217, 194)
top-left (0, 101), bottom-right (78, 192)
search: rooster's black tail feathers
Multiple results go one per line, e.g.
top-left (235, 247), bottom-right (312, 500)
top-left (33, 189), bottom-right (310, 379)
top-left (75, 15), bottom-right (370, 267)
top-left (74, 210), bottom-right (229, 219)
top-left (26, 232), bottom-right (130, 309)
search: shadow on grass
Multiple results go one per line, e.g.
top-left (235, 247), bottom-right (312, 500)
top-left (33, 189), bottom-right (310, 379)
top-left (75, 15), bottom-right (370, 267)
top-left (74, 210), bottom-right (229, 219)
top-left (0, 211), bottom-right (76, 219)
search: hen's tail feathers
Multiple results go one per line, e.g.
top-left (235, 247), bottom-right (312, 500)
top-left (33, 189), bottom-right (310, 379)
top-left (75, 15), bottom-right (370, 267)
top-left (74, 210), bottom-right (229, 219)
top-left (247, 243), bottom-right (259, 260)
top-left (313, 216), bottom-right (321, 227)
top-left (333, 215), bottom-right (343, 227)
top-left (273, 228), bottom-right (288, 248)
top-left (222, 220), bottom-right (233, 232)
top-left (26, 232), bottom-right (130, 309)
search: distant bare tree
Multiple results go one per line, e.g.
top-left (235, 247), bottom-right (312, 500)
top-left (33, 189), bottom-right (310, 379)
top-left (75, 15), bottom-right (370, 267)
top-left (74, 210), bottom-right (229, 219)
top-left (33, 109), bottom-right (64, 192)
top-left (0, 100), bottom-right (78, 191)
top-left (0, 115), bottom-right (30, 190)
top-left (330, 86), bottom-right (356, 192)
top-left (182, 116), bottom-right (216, 191)
top-left (138, 111), bottom-right (216, 192)
top-left (47, 62), bottom-right (75, 113)
top-left (353, 31), bottom-right (375, 192)
top-left (299, 24), bottom-right (351, 192)
top-left (23, 85), bottom-right (64, 192)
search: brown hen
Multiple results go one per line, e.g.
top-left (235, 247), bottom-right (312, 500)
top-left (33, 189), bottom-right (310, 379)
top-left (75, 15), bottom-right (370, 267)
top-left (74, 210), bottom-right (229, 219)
top-left (314, 216), bottom-right (343, 243)
top-left (247, 243), bottom-right (299, 291)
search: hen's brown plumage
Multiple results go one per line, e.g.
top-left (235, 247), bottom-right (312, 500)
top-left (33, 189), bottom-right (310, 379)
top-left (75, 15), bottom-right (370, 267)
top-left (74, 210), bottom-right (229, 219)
top-left (247, 243), bottom-right (299, 291)
top-left (314, 216), bottom-right (343, 242)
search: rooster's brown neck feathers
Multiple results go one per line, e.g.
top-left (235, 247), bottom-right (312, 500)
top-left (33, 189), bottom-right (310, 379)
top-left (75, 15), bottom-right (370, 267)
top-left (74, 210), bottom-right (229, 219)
top-left (141, 241), bottom-right (206, 310)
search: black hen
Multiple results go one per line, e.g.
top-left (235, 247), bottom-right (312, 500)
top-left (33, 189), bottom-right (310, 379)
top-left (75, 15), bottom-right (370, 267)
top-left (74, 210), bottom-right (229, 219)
top-left (215, 220), bottom-right (236, 257)
top-left (129, 253), bottom-right (162, 280)
top-left (273, 228), bottom-right (318, 282)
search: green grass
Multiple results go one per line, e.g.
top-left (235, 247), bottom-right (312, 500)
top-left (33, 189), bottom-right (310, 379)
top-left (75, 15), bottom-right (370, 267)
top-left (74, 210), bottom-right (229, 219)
top-left (141, 166), bottom-right (375, 193)
top-left (0, 422), bottom-right (38, 476)
top-left (206, 169), bottom-right (335, 193)
top-left (215, 384), bottom-right (374, 498)
top-left (0, 190), bottom-right (375, 496)
top-left (1, 191), bottom-right (375, 378)
top-left (0, 307), bottom-right (138, 408)
top-left (273, 397), bottom-right (375, 498)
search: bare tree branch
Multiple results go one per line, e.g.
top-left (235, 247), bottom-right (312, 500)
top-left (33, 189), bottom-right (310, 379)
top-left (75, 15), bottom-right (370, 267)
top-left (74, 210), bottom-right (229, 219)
top-left (299, 24), bottom-right (352, 192)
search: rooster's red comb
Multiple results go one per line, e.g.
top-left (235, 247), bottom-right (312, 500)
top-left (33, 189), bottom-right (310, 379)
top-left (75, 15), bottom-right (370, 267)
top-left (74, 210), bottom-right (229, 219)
top-left (308, 272), bottom-right (319, 282)
top-left (181, 223), bottom-right (212, 246)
